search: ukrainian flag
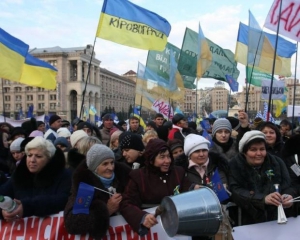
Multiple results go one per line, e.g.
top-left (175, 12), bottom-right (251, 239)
top-left (235, 22), bottom-right (296, 76)
top-left (96, 0), bottom-right (171, 51)
top-left (20, 54), bottom-right (57, 90)
top-left (0, 28), bottom-right (29, 82)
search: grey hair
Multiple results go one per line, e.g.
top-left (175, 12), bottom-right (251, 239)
top-left (25, 136), bottom-right (56, 159)
top-left (77, 136), bottom-right (102, 155)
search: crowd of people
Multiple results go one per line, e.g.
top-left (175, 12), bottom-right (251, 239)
top-left (0, 111), bottom-right (299, 239)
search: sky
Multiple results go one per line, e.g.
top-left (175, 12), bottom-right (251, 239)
top-left (1, 0), bottom-right (298, 91)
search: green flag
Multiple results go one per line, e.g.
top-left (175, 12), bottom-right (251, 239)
top-left (178, 28), bottom-right (240, 81)
top-left (246, 66), bottom-right (272, 87)
top-left (146, 42), bottom-right (196, 89)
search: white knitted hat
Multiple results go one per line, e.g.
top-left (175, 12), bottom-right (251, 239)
top-left (10, 137), bottom-right (25, 151)
top-left (57, 128), bottom-right (71, 138)
top-left (238, 130), bottom-right (265, 153)
top-left (86, 144), bottom-right (115, 172)
top-left (184, 134), bottom-right (210, 157)
top-left (70, 130), bottom-right (88, 147)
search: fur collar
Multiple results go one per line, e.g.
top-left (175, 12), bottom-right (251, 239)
top-left (67, 148), bottom-right (86, 171)
top-left (13, 148), bottom-right (66, 188)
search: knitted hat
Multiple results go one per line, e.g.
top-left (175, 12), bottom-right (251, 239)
top-left (168, 139), bottom-right (183, 152)
top-left (184, 134), bottom-right (210, 157)
top-left (29, 130), bottom-right (44, 137)
top-left (49, 115), bottom-right (61, 126)
top-left (238, 130), bottom-right (265, 153)
top-left (86, 144), bottom-right (115, 172)
top-left (119, 133), bottom-right (144, 151)
top-left (172, 114), bottom-right (185, 125)
top-left (102, 113), bottom-right (113, 121)
top-left (54, 137), bottom-right (69, 148)
top-left (144, 138), bottom-right (169, 164)
top-left (77, 122), bottom-right (93, 133)
top-left (10, 137), bottom-right (25, 151)
top-left (70, 130), bottom-right (88, 147)
top-left (117, 120), bottom-right (126, 126)
top-left (37, 121), bottom-right (45, 127)
top-left (212, 118), bottom-right (232, 136)
top-left (57, 128), bottom-right (71, 138)
top-left (72, 118), bottom-right (83, 127)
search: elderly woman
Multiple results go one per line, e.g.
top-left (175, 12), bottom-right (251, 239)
top-left (229, 130), bottom-right (295, 225)
top-left (120, 138), bottom-right (191, 236)
top-left (64, 144), bottom-right (131, 239)
top-left (0, 136), bottom-right (71, 221)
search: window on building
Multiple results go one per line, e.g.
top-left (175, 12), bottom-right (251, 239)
top-left (15, 87), bottom-right (22, 92)
top-left (37, 87), bottom-right (45, 92)
top-left (48, 60), bottom-right (57, 66)
top-left (5, 104), bottom-right (10, 110)
top-left (27, 95), bottom-right (33, 101)
top-left (4, 95), bottom-right (10, 101)
top-left (26, 87), bottom-right (33, 91)
top-left (38, 103), bottom-right (45, 110)
top-left (50, 103), bottom-right (56, 110)
top-left (3, 87), bottom-right (10, 93)
top-left (50, 94), bottom-right (56, 100)
top-left (38, 95), bottom-right (45, 101)
top-left (15, 95), bottom-right (22, 101)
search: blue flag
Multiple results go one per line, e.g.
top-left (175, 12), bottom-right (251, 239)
top-left (202, 129), bottom-right (213, 147)
top-left (225, 74), bottom-right (239, 92)
top-left (27, 104), bottom-right (34, 118)
top-left (200, 119), bottom-right (211, 131)
top-left (73, 182), bottom-right (95, 215)
top-left (211, 168), bottom-right (229, 202)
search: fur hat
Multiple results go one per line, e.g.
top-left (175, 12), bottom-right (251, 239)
top-left (10, 137), bottom-right (25, 151)
top-left (10, 127), bottom-right (26, 140)
top-left (49, 115), bottom-right (61, 126)
top-left (168, 139), bottom-right (183, 152)
top-left (77, 121), bottom-right (93, 132)
top-left (144, 138), bottom-right (170, 164)
top-left (184, 134), bottom-right (210, 157)
top-left (172, 114), bottom-right (185, 125)
top-left (57, 128), bottom-right (71, 138)
top-left (212, 118), bottom-right (232, 136)
top-left (102, 113), bottom-right (113, 121)
top-left (238, 130), bottom-right (265, 153)
top-left (226, 117), bottom-right (240, 131)
top-left (70, 130), bottom-right (88, 147)
top-left (21, 118), bottom-right (37, 137)
top-left (119, 133), bottom-right (144, 151)
top-left (86, 144), bottom-right (115, 172)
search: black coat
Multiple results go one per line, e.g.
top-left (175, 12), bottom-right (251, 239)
top-left (64, 160), bottom-right (131, 239)
top-left (0, 148), bottom-right (71, 218)
top-left (229, 152), bottom-right (295, 225)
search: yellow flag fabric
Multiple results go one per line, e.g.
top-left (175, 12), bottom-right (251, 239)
top-left (96, 0), bottom-right (171, 51)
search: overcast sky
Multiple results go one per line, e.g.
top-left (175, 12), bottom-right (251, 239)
top-left (1, 0), bottom-right (298, 91)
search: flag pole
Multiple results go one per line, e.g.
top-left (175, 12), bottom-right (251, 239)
top-left (291, 42), bottom-right (298, 134)
top-left (79, 36), bottom-right (97, 119)
top-left (267, 0), bottom-right (283, 122)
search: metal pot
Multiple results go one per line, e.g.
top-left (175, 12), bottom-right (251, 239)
top-left (160, 187), bottom-right (223, 237)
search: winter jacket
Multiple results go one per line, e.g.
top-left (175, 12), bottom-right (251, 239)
top-left (64, 160), bottom-right (131, 239)
top-left (0, 148), bottom-right (71, 219)
top-left (229, 152), bottom-right (295, 225)
top-left (210, 137), bottom-right (238, 162)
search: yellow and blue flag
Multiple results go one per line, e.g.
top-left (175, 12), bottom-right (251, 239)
top-left (133, 107), bottom-right (146, 129)
top-left (196, 23), bottom-right (212, 79)
top-left (20, 54), bottom-right (57, 90)
top-left (0, 28), bottom-right (29, 82)
top-left (89, 105), bottom-right (97, 116)
top-left (235, 19), bottom-right (296, 76)
top-left (96, 0), bottom-right (171, 51)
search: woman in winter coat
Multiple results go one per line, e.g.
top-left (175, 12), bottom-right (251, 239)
top-left (64, 144), bottom-right (132, 239)
top-left (210, 118), bottom-right (238, 162)
top-left (120, 138), bottom-right (191, 236)
top-left (183, 134), bottom-right (229, 192)
top-left (229, 130), bottom-right (295, 225)
top-left (0, 136), bottom-right (71, 221)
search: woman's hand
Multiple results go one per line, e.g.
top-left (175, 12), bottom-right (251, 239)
top-left (142, 213), bottom-right (158, 229)
top-left (265, 192), bottom-right (282, 206)
top-left (282, 194), bottom-right (293, 208)
top-left (107, 193), bottom-right (122, 215)
top-left (238, 110), bottom-right (249, 128)
top-left (2, 199), bottom-right (23, 222)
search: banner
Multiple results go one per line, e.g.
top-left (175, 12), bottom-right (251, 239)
top-left (264, 0), bottom-right (300, 42)
top-left (0, 209), bottom-right (191, 240)
top-left (151, 99), bottom-right (174, 119)
top-left (287, 105), bottom-right (300, 117)
top-left (261, 80), bottom-right (285, 100)
top-left (0, 115), bottom-right (45, 127)
top-left (178, 28), bottom-right (239, 82)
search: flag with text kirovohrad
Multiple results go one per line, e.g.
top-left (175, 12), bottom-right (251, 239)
top-left (73, 182), bottom-right (95, 214)
top-left (96, 0), bottom-right (171, 51)
top-left (211, 168), bottom-right (229, 202)
top-left (0, 28), bottom-right (29, 82)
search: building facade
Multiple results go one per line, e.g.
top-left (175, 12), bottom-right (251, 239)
top-left (0, 45), bottom-right (136, 121)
